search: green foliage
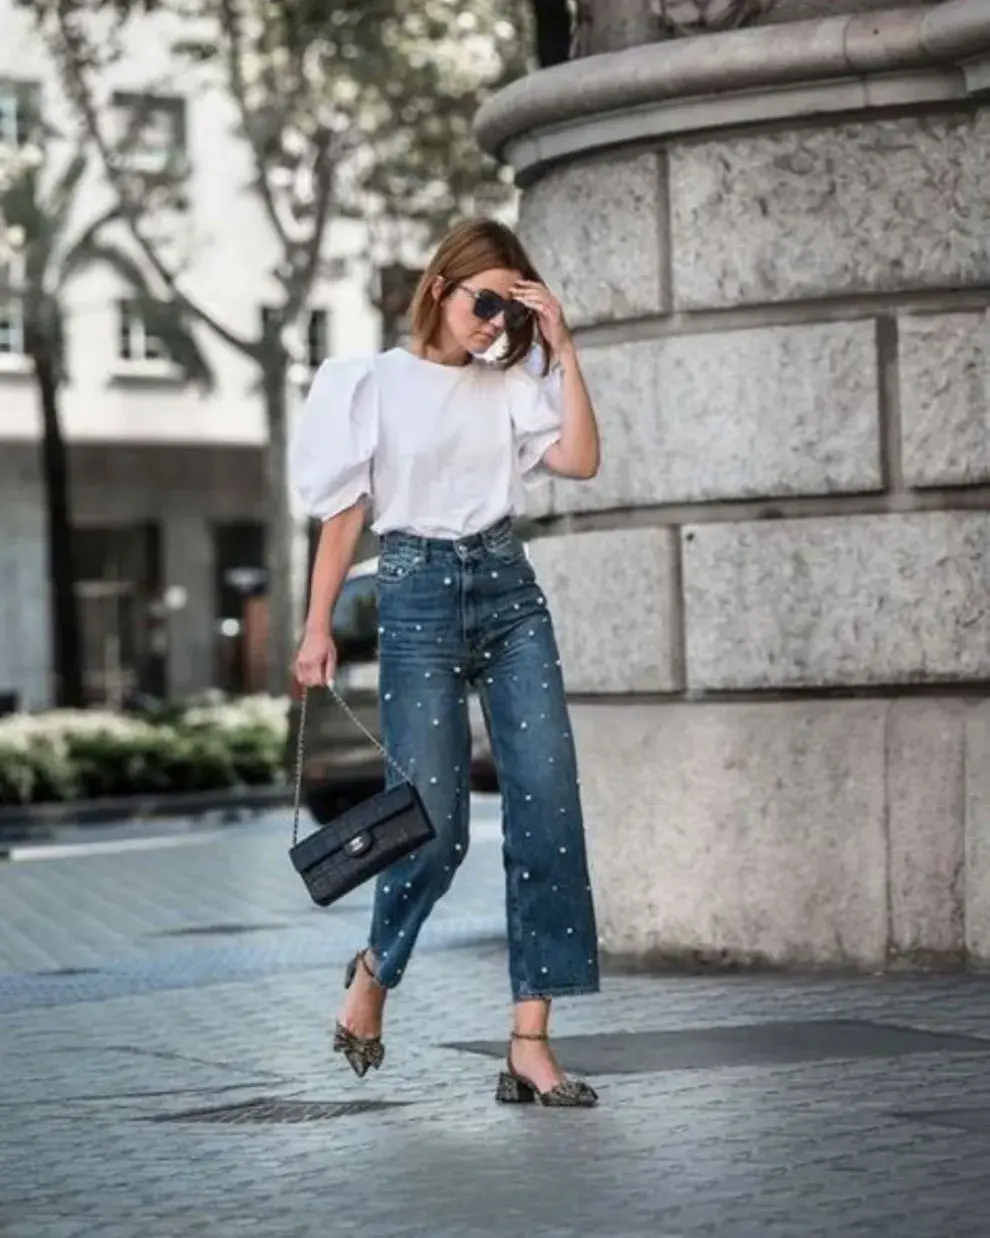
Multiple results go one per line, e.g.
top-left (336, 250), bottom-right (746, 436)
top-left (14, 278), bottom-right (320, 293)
top-left (26, 0), bottom-right (533, 257)
top-left (0, 739), bottom-right (80, 805)
top-left (333, 0), bottom-right (533, 237)
top-left (656, 0), bottom-right (773, 35)
top-left (222, 723), bottom-right (284, 786)
top-left (0, 710), bottom-right (286, 807)
top-left (26, 739), bottom-right (81, 802)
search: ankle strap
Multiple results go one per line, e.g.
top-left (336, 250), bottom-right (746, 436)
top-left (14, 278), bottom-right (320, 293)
top-left (511, 1031), bottom-right (549, 1042)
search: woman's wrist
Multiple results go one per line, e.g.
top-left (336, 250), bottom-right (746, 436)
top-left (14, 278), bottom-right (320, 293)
top-left (553, 340), bottom-right (578, 372)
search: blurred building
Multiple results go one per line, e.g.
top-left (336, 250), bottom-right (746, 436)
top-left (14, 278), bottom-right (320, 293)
top-left (0, 0), bottom-right (393, 710)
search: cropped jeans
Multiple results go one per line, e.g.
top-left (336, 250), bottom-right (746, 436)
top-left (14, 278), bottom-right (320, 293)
top-left (367, 517), bottom-right (600, 1003)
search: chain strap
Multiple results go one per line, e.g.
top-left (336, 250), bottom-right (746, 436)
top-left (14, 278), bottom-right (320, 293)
top-left (291, 684), bottom-right (415, 847)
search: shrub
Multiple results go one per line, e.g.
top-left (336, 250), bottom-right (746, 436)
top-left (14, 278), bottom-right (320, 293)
top-left (0, 695), bottom-right (290, 807)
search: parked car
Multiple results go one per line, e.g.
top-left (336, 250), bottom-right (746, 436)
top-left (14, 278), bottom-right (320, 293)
top-left (286, 556), bottom-right (498, 824)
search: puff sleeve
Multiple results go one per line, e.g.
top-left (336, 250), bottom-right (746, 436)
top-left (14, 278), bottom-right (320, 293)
top-left (289, 357), bottom-right (377, 520)
top-left (507, 347), bottom-right (562, 484)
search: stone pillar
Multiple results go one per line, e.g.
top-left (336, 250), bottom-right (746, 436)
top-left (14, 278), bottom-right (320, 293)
top-left (477, 1), bottom-right (990, 970)
top-left (163, 515), bottom-right (215, 700)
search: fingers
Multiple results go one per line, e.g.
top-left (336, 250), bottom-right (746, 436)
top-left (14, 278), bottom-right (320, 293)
top-left (294, 648), bottom-right (335, 687)
top-left (295, 659), bottom-right (322, 687)
top-left (512, 281), bottom-right (560, 319)
top-left (512, 282), bottom-right (549, 301)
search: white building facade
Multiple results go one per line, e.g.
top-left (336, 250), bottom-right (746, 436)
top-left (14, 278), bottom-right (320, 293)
top-left (0, 1), bottom-right (386, 710)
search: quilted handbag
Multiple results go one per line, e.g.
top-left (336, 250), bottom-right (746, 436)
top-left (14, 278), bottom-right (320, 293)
top-left (288, 686), bottom-right (435, 907)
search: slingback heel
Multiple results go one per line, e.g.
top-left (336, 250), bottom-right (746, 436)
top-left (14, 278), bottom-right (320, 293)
top-left (333, 950), bottom-right (385, 1078)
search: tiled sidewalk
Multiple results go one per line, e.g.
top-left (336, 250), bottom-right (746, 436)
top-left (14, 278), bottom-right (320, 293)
top-left (2, 804), bottom-right (989, 1238)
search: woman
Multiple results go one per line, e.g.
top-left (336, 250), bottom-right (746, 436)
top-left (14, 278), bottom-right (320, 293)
top-left (291, 218), bottom-right (602, 1108)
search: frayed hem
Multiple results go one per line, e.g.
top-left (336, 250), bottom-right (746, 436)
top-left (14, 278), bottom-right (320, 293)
top-left (512, 983), bottom-right (601, 1002)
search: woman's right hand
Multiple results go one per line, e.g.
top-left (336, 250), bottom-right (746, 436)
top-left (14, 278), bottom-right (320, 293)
top-left (294, 629), bottom-right (337, 687)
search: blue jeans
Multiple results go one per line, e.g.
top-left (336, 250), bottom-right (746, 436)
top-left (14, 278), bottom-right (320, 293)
top-left (367, 518), bottom-right (600, 1002)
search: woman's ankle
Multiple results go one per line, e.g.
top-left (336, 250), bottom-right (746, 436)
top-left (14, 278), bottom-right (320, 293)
top-left (512, 997), bottom-right (551, 1040)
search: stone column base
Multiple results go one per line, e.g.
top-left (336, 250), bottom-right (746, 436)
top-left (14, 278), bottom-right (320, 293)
top-left (575, 697), bottom-right (988, 971)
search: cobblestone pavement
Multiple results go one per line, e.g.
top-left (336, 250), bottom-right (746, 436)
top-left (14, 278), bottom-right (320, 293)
top-left (2, 798), bottom-right (990, 1238)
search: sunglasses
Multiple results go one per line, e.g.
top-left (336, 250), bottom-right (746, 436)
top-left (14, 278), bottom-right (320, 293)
top-left (457, 284), bottom-right (531, 333)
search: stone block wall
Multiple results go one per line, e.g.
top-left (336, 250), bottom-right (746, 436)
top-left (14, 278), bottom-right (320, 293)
top-left (516, 100), bottom-right (990, 969)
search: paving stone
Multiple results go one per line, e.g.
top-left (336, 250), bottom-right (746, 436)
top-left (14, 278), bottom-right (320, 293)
top-left (148, 1096), bottom-right (406, 1124)
top-left (4, 804), bottom-right (990, 1237)
top-left (890, 1106), bottom-right (990, 1135)
top-left (448, 1020), bottom-right (990, 1075)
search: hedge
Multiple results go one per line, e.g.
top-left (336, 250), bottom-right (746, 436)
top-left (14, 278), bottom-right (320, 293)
top-left (0, 695), bottom-right (289, 807)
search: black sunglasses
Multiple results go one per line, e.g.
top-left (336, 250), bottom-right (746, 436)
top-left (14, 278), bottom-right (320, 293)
top-left (457, 284), bottom-right (531, 333)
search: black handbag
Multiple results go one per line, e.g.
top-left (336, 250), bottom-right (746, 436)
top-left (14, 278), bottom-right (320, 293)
top-left (288, 686), bottom-right (435, 907)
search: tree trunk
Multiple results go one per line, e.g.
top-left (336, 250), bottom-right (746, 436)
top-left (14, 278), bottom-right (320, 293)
top-left (262, 353), bottom-right (295, 697)
top-left (32, 345), bottom-right (85, 708)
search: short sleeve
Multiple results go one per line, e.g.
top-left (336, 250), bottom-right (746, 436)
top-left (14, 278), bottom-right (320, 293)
top-left (289, 357), bottom-right (377, 520)
top-left (508, 350), bottom-right (562, 484)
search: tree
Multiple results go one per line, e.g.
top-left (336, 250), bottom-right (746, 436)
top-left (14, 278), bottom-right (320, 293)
top-left (29, 0), bottom-right (531, 694)
top-left (572, 0), bottom-right (658, 53)
top-left (655, 0), bottom-right (775, 34)
top-left (571, 0), bottom-right (774, 54)
top-left (0, 148), bottom-right (30, 265)
top-left (1, 138), bottom-right (212, 707)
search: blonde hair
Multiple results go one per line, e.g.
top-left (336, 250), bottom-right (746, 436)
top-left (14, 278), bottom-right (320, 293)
top-left (408, 219), bottom-right (550, 374)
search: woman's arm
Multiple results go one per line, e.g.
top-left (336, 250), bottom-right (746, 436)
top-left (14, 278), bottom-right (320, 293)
top-left (511, 280), bottom-right (600, 480)
top-left (295, 502), bottom-right (366, 685)
top-left (541, 343), bottom-right (599, 480)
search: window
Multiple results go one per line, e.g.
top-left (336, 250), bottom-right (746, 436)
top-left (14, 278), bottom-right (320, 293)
top-left (0, 255), bottom-right (25, 355)
top-left (111, 91), bottom-right (186, 173)
top-left (73, 523), bottom-right (162, 705)
top-left (0, 81), bottom-right (38, 146)
top-left (0, 303), bottom-right (24, 355)
top-left (0, 91), bottom-right (20, 144)
top-left (117, 300), bottom-right (168, 363)
top-left (260, 306), bottom-right (330, 370)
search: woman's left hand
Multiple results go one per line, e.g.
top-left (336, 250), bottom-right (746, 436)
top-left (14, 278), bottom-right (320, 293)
top-left (511, 280), bottom-right (572, 358)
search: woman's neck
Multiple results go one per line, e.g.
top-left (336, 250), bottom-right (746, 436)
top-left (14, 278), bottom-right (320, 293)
top-left (412, 334), bottom-right (472, 368)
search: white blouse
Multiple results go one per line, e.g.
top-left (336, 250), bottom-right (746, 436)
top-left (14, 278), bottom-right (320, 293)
top-left (289, 346), bottom-right (563, 539)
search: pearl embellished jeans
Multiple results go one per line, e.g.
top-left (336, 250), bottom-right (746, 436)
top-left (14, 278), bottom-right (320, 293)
top-left (367, 518), bottom-right (600, 1002)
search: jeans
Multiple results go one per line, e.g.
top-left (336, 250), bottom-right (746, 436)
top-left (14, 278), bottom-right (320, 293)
top-left (367, 517), bottom-right (600, 1002)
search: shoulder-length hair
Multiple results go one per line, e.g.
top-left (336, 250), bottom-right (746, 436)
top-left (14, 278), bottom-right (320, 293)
top-left (408, 218), bottom-right (551, 376)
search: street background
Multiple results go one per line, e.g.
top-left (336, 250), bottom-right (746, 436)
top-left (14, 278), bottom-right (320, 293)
top-left (3, 2), bottom-right (990, 1234)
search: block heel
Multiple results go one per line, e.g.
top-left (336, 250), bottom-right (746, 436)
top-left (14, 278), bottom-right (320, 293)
top-left (495, 1070), bottom-right (536, 1104)
top-left (495, 1031), bottom-right (598, 1108)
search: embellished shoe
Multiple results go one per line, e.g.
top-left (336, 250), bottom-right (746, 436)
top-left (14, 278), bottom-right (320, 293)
top-left (333, 950), bottom-right (385, 1079)
top-left (495, 1031), bottom-right (598, 1108)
